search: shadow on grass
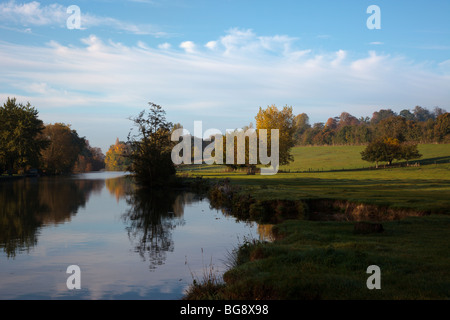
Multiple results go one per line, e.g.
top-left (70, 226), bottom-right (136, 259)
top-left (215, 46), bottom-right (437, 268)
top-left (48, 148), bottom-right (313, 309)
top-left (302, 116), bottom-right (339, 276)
top-left (218, 175), bottom-right (450, 214)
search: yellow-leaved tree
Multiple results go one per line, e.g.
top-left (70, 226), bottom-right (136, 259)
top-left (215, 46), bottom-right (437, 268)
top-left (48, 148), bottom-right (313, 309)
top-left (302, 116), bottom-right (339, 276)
top-left (105, 138), bottom-right (131, 171)
top-left (255, 104), bottom-right (296, 166)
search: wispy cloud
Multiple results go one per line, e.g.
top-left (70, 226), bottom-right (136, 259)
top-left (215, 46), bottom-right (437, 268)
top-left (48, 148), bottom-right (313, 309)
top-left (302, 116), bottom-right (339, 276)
top-left (0, 0), bottom-right (169, 36)
top-left (1, 28), bottom-right (449, 150)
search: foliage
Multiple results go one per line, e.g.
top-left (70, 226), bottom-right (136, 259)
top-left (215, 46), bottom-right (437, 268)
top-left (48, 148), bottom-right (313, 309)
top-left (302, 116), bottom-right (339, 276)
top-left (105, 138), bottom-right (131, 171)
top-left (0, 97), bottom-right (48, 174)
top-left (434, 113), bottom-right (450, 142)
top-left (40, 123), bottom-right (86, 175)
top-left (361, 137), bottom-right (422, 167)
top-left (255, 104), bottom-right (296, 166)
top-left (294, 107), bottom-right (449, 146)
top-left (127, 102), bottom-right (176, 188)
top-left (399, 142), bottom-right (422, 165)
top-left (73, 140), bottom-right (106, 173)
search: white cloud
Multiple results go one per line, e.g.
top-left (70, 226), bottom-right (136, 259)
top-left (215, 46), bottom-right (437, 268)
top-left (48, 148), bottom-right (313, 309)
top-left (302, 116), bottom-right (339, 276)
top-left (1, 30), bottom-right (449, 151)
top-left (0, 1), bottom-right (66, 26)
top-left (158, 42), bottom-right (171, 50)
top-left (331, 49), bottom-right (347, 67)
top-left (205, 41), bottom-right (218, 50)
top-left (179, 41), bottom-right (196, 53)
top-left (0, 0), bottom-right (169, 36)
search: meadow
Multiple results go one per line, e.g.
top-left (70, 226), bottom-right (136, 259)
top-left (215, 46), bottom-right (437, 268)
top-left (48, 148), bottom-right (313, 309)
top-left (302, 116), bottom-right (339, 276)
top-left (182, 143), bottom-right (450, 299)
top-left (181, 144), bottom-right (450, 213)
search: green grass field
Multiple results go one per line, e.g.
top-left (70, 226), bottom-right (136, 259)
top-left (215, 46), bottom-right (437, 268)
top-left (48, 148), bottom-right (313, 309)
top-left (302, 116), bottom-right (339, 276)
top-left (181, 144), bottom-right (450, 213)
top-left (182, 144), bottom-right (450, 300)
top-left (281, 144), bottom-right (450, 172)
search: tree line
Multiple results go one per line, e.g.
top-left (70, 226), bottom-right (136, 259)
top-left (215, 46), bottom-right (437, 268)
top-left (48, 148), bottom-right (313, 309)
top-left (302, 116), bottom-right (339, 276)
top-left (0, 98), bottom-right (105, 176)
top-left (3, 96), bottom-right (448, 185)
top-left (294, 106), bottom-right (449, 146)
top-left (124, 101), bottom-right (450, 188)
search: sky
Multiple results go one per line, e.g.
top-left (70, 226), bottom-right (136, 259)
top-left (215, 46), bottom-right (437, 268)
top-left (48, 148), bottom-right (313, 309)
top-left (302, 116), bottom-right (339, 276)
top-left (1, 0), bottom-right (450, 153)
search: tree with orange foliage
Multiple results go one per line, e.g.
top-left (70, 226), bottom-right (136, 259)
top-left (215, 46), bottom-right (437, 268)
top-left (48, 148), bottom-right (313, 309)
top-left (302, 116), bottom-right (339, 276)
top-left (255, 104), bottom-right (296, 166)
top-left (105, 138), bottom-right (131, 171)
top-left (361, 137), bottom-right (421, 168)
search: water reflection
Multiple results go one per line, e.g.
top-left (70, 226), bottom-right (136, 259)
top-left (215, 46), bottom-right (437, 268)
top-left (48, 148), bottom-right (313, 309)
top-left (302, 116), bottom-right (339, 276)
top-left (1, 173), bottom-right (273, 299)
top-left (122, 187), bottom-right (210, 270)
top-left (0, 177), bottom-right (104, 258)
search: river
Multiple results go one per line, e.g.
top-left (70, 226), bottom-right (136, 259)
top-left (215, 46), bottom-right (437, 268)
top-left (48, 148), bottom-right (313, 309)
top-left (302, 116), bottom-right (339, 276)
top-left (0, 172), bottom-right (270, 300)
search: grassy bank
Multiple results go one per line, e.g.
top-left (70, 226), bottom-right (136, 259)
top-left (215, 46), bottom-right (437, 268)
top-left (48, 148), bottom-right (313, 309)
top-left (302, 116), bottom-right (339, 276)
top-left (181, 144), bottom-right (450, 299)
top-left (185, 215), bottom-right (450, 299)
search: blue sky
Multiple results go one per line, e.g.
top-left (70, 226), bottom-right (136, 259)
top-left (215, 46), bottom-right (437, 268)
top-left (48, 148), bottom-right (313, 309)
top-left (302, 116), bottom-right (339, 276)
top-left (1, 0), bottom-right (449, 152)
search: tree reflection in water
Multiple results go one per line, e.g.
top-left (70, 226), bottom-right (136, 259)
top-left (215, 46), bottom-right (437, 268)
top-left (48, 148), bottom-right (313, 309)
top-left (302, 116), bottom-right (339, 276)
top-left (121, 186), bottom-right (204, 271)
top-left (0, 177), bottom-right (104, 258)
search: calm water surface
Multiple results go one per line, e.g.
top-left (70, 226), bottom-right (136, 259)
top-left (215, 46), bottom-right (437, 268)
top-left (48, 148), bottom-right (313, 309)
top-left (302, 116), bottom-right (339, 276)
top-left (0, 172), bottom-right (270, 300)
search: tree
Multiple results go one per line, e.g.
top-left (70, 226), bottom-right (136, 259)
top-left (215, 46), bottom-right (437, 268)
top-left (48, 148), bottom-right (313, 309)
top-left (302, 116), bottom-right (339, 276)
top-left (40, 123), bottom-right (86, 174)
top-left (399, 109), bottom-right (415, 121)
top-left (338, 112), bottom-right (359, 127)
top-left (335, 125), bottom-right (354, 144)
top-left (105, 138), bottom-right (131, 171)
top-left (433, 107), bottom-right (446, 118)
top-left (413, 106), bottom-right (434, 122)
top-left (127, 102), bottom-right (176, 188)
top-left (325, 117), bottom-right (338, 130)
top-left (255, 105), bottom-right (296, 166)
top-left (74, 140), bottom-right (105, 173)
top-left (371, 109), bottom-right (397, 125)
top-left (293, 113), bottom-right (311, 144)
top-left (361, 139), bottom-right (385, 168)
top-left (361, 137), bottom-right (401, 168)
top-left (375, 116), bottom-right (408, 142)
top-left (399, 143), bottom-right (422, 166)
top-left (0, 97), bottom-right (48, 174)
top-left (434, 113), bottom-right (450, 142)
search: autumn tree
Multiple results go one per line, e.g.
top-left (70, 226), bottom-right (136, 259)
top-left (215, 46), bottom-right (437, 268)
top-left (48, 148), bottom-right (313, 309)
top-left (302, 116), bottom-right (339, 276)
top-left (105, 138), bottom-right (131, 171)
top-left (399, 142), bottom-right (422, 166)
top-left (293, 113), bottom-right (311, 143)
top-left (375, 116), bottom-right (408, 142)
top-left (338, 112), bottom-right (359, 127)
top-left (220, 124), bottom-right (258, 173)
top-left (0, 98), bottom-right (48, 174)
top-left (361, 137), bottom-right (422, 168)
top-left (255, 105), bottom-right (296, 166)
top-left (325, 117), bottom-right (338, 130)
top-left (371, 109), bottom-right (397, 125)
top-left (40, 123), bottom-right (86, 175)
top-left (361, 137), bottom-right (401, 168)
top-left (127, 102), bottom-right (176, 188)
top-left (413, 106), bottom-right (434, 122)
top-left (74, 140), bottom-right (105, 173)
top-left (434, 113), bottom-right (450, 142)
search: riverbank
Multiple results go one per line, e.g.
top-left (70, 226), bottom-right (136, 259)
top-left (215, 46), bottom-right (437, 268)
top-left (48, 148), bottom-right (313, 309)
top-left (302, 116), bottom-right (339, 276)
top-left (180, 144), bottom-right (450, 299)
top-left (0, 174), bottom-right (25, 181)
top-left (183, 177), bottom-right (450, 299)
top-left (185, 214), bottom-right (450, 299)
